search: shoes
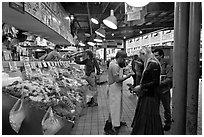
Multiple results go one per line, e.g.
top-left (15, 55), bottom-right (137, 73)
top-left (120, 121), bottom-right (127, 127)
top-left (163, 121), bottom-right (171, 131)
top-left (104, 120), bottom-right (116, 135)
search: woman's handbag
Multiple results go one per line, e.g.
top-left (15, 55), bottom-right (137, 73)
top-left (9, 98), bottom-right (26, 133)
top-left (41, 107), bottom-right (62, 135)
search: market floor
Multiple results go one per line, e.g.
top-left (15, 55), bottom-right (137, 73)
top-left (70, 75), bottom-right (137, 135)
top-left (70, 74), bottom-right (202, 135)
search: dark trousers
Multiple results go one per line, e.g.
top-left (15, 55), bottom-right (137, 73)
top-left (159, 90), bottom-right (171, 124)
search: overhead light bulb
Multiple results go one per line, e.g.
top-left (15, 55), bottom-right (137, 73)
top-left (91, 18), bottom-right (99, 24)
top-left (94, 35), bottom-right (103, 42)
top-left (95, 27), bottom-right (105, 38)
top-left (126, 2), bottom-right (149, 7)
top-left (103, 10), bottom-right (117, 30)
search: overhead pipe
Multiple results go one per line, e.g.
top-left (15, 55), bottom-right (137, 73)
top-left (186, 2), bottom-right (201, 135)
top-left (171, 2), bottom-right (190, 134)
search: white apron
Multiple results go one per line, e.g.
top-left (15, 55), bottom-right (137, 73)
top-left (108, 69), bottom-right (123, 127)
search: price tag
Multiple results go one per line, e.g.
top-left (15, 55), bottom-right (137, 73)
top-left (42, 61), bottom-right (47, 67)
top-left (51, 62), bottom-right (55, 66)
top-left (9, 62), bottom-right (18, 71)
top-left (37, 62), bottom-right (42, 68)
top-left (54, 62), bottom-right (58, 66)
top-left (36, 68), bottom-right (42, 74)
top-left (24, 62), bottom-right (32, 74)
top-left (47, 62), bottom-right (51, 67)
top-left (30, 62), bottom-right (36, 69)
top-left (57, 62), bottom-right (60, 66)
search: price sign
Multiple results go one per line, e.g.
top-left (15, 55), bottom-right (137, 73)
top-left (42, 61), bottom-right (47, 67)
top-left (47, 62), bottom-right (52, 67)
top-left (30, 62), bottom-right (36, 69)
top-left (37, 62), bottom-right (42, 68)
top-left (24, 62), bottom-right (32, 74)
top-left (9, 62), bottom-right (18, 71)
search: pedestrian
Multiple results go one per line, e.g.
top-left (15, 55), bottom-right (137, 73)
top-left (104, 50), bottom-right (134, 135)
top-left (131, 55), bottom-right (144, 87)
top-left (130, 46), bottom-right (163, 135)
top-left (152, 48), bottom-right (173, 131)
top-left (74, 50), bottom-right (100, 107)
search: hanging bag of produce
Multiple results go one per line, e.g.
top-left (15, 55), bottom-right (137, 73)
top-left (9, 98), bottom-right (26, 133)
top-left (41, 107), bottom-right (62, 135)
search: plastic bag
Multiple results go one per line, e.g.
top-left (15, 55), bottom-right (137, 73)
top-left (9, 98), bottom-right (26, 133)
top-left (41, 107), bottom-right (62, 135)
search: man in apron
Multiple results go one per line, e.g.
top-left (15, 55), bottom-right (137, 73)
top-left (104, 50), bottom-right (134, 135)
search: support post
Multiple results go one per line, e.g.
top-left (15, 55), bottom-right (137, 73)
top-left (186, 2), bottom-right (201, 135)
top-left (171, 2), bottom-right (189, 134)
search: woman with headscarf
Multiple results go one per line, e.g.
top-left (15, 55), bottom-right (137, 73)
top-left (130, 46), bottom-right (164, 135)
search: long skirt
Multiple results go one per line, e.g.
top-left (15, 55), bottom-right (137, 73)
top-left (131, 95), bottom-right (164, 135)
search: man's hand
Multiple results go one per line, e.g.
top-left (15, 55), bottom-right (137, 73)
top-left (126, 72), bottom-right (135, 78)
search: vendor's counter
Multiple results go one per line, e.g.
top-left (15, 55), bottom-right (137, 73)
top-left (2, 93), bottom-right (74, 135)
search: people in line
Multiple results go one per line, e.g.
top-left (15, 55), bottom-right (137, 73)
top-left (104, 50), bottom-right (134, 135)
top-left (130, 46), bottom-right (164, 135)
top-left (74, 50), bottom-right (100, 107)
top-left (152, 48), bottom-right (173, 131)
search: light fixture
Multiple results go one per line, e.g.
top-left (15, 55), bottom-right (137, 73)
top-left (94, 35), bottom-right (103, 42)
top-left (96, 43), bottom-right (102, 46)
top-left (95, 26), bottom-right (105, 38)
top-left (139, 30), bottom-right (143, 34)
top-left (91, 18), bottom-right (99, 24)
top-left (103, 9), bottom-right (117, 30)
top-left (79, 41), bottom-right (85, 46)
top-left (126, 2), bottom-right (149, 7)
top-left (87, 41), bottom-right (96, 46)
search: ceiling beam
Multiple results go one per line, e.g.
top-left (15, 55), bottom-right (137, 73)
top-left (98, 3), bottom-right (110, 23)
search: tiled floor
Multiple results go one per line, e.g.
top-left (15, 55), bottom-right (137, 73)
top-left (70, 74), bottom-right (137, 135)
top-left (70, 73), bottom-right (202, 135)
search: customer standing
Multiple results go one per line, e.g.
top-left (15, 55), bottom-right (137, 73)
top-left (74, 50), bottom-right (100, 107)
top-left (104, 50), bottom-right (134, 135)
top-left (131, 55), bottom-right (144, 87)
top-left (130, 46), bottom-right (163, 135)
top-left (152, 48), bottom-right (173, 131)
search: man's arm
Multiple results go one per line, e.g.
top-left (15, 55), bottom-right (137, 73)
top-left (112, 65), bottom-right (133, 83)
top-left (160, 64), bottom-right (173, 87)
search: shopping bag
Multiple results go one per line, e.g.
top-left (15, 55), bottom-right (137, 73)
top-left (9, 98), bottom-right (26, 133)
top-left (41, 107), bottom-right (62, 135)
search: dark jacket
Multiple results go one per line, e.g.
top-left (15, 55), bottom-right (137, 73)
top-left (159, 60), bottom-right (173, 94)
top-left (75, 57), bottom-right (100, 76)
